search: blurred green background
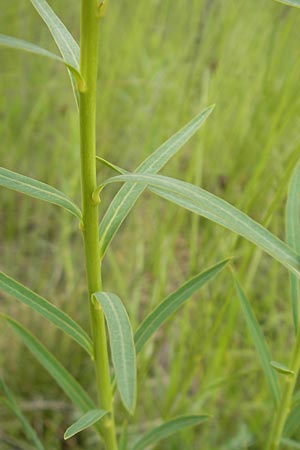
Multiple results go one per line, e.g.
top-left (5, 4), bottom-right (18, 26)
top-left (1, 0), bottom-right (300, 448)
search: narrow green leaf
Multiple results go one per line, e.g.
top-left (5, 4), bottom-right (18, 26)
top-left (132, 415), bottom-right (210, 450)
top-left (99, 173), bottom-right (300, 278)
top-left (271, 361), bottom-right (294, 376)
top-left (275, 0), bottom-right (300, 8)
top-left (2, 315), bottom-right (94, 413)
top-left (0, 167), bottom-right (81, 219)
top-left (135, 259), bottom-right (229, 353)
top-left (281, 438), bottom-right (300, 449)
top-left (30, 0), bottom-right (81, 106)
top-left (284, 406), bottom-right (300, 437)
top-left (0, 34), bottom-right (80, 79)
top-left (286, 163), bottom-right (300, 333)
top-left (64, 409), bottom-right (108, 440)
top-left (0, 378), bottom-right (44, 450)
top-left (99, 106), bottom-right (214, 257)
top-left (0, 271), bottom-right (92, 356)
top-left (93, 292), bottom-right (136, 414)
top-left (234, 280), bottom-right (280, 406)
top-left (96, 156), bottom-right (127, 175)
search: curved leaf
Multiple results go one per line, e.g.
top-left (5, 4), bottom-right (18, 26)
top-left (0, 34), bottom-right (80, 80)
top-left (99, 173), bottom-right (300, 278)
top-left (286, 163), bottom-right (300, 332)
top-left (64, 409), bottom-right (108, 440)
top-left (234, 279), bottom-right (280, 406)
top-left (135, 259), bottom-right (229, 353)
top-left (93, 292), bottom-right (136, 414)
top-left (2, 315), bottom-right (94, 413)
top-left (0, 378), bottom-right (44, 450)
top-left (275, 0), bottom-right (300, 8)
top-left (132, 415), bottom-right (210, 450)
top-left (0, 271), bottom-right (92, 356)
top-left (99, 106), bottom-right (214, 257)
top-left (0, 167), bottom-right (81, 219)
top-left (30, 0), bottom-right (80, 106)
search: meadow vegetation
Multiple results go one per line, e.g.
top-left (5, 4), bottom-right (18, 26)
top-left (1, 0), bottom-right (300, 448)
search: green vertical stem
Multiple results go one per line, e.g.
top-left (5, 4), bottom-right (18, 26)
top-left (79, 1), bottom-right (118, 449)
top-left (266, 328), bottom-right (300, 450)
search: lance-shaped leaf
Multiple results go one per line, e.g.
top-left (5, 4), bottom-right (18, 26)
top-left (0, 167), bottom-right (81, 219)
top-left (98, 173), bottom-right (300, 278)
top-left (0, 271), bottom-right (92, 356)
top-left (0, 34), bottom-right (81, 82)
top-left (132, 415), bottom-right (210, 450)
top-left (0, 378), bottom-right (44, 450)
top-left (93, 292), bottom-right (136, 414)
top-left (286, 163), bottom-right (300, 333)
top-left (1, 315), bottom-right (94, 413)
top-left (284, 406), bottom-right (300, 437)
top-left (135, 259), bottom-right (229, 353)
top-left (275, 0), bottom-right (300, 7)
top-left (99, 106), bottom-right (214, 257)
top-left (64, 409), bottom-right (108, 440)
top-left (30, 0), bottom-right (81, 106)
top-left (234, 279), bottom-right (280, 406)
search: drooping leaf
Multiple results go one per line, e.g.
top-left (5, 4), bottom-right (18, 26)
top-left (275, 0), bottom-right (300, 8)
top-left (234, 279), bottom-right (280, 406)
top-left (286, 163), bottom-right (300, 333)
top-left (98, 173), bottom-right (300, 278)
top-left (0, 34), bottom-right (80, 80)
top-left (99, 106), bottom-right (214, 257)
top-left (281, 438), bottom-right (300, 449)
top-left (132, 415), bottom-right (210, 450)
top-left (64, 409), bottom-right (108, 440)
top-left (0, 167), bottom-right (81, 219)
top-left (93, 292), bottom-right (136, 414)
top-left (0, 271), bottom-right (92, 356)
top-left (134, 259), bottom-right (229, 353)
top-left (0, 378), bottom-right (45, 450)
top-left (271, 360), bottom-right (294, 376)
top-left (2, 315), bottom-right (94, 413)
top-left (30, 0), bottom-right (80, 106)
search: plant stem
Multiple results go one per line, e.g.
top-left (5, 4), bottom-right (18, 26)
top-left (266, 329), bottom-right (300, 450)
top-left (79, 1), bottom-right (118, 449)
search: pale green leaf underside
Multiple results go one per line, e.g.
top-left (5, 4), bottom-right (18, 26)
top-left (100, 173), bottom-right (300, 278)
top-left (0, 167), bottom-right (81, 219)
top-left (0, 378), bottom-right (45, 450)
top-left (2, 316), bottom-right (94, 413)
top-left (64, 409), bottom-right (108, 440)
top-left (275, 0), bottom-right (300, 8)
top-left (132, 415), bottom-right (210, 450)
top-left (0, 271), bottom-right (92, 356)
top-left (99, 106), bottom-right (214, 257)
top-left (30, 0), bottom-right (80, 106)
top-left (135, 259), bottom-right (229, 353)
top-left (271, 360), bottom-right (294, 376)
top-left (0, 34), bottom-right (80, 79)
top-left (93, 292), bottom-right (137, 414)
top-left (234, 280), bottom-right (280, 406)
top-left (286, 163), bottom-right (300, 333)
top-left (281, 438), bottom-right (300, 449)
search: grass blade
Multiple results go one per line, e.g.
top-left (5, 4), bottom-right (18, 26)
top-left (2, 315), bottom-right (95, 413)
top-left (134, 259), bottom-right (229, 353)
top-left (0, 34), bottom-right (81, 80)
top-left (284, 406), bottom-right (300, 437)
top-left (64, 409), bottom-right (108, 440)
top-left (99, 106), bottom-right (214, 257)
top-left (234, 279), bottom-right (280, 406)
top-left (93, 292), bottom-right (136, 414)
top-left (275, 0), bottom-right (300, 7)
top-left (286, 163), bottom-right (300, 332)
top-left (0, 271), bottom-right (92, 356)
top-left (0, 378), bottom-right (44, 450)
top-left (30, 0), bottom-right (80, 106)
top-left (0, 167), bottom-right (81, 219)
top-left (99, 173), bottom-right (300, 278)
top-left (132, 415), bottom-right (210, 450)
